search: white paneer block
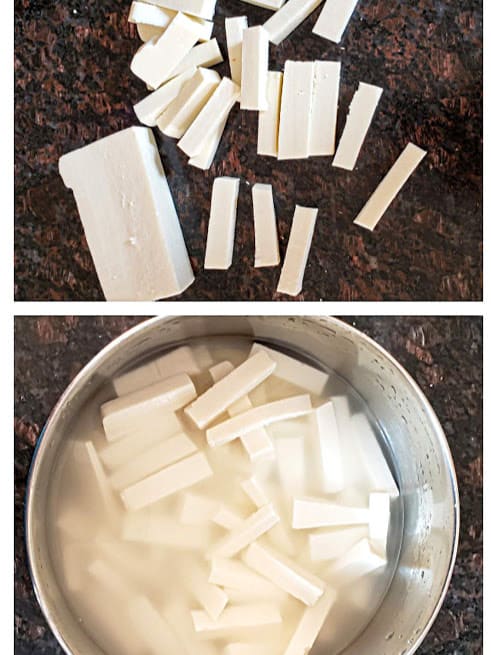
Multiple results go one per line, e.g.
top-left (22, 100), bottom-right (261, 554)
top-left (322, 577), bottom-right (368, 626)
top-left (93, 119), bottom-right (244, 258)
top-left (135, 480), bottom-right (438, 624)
top-left (178, 77), bottom-right (240, 157)
top-left (332, 82), bottom-right (383, 170)
top-left (84, 442), bottom-right (118, 514)
top-left (243, 542), bottom-right (325, 606)
top-left (186, 351), bottom-right (276, 429)
top-left (109, 432), bottom-right (197, 490)
top-left (314, 401), bottom-right (344, 493)
top-left (278, 61), bottom-right (315, 160)
top-left (252, 183), bottom-right (280, 267)
top-left (189, 564), bottom-right (229, 620)
top-left (330, 537), bottom-right (386, 577)
top-left (123, 513), bottom-right (212, 549)
top-left (130, 13), bottom-right (202, 89)
top-left (209, 504), bottom-right (280, 558)
top-left (128, 596), bottom-right (181, 655)
top-left (241, 477), bottom-right (269, 507)
top-left (101, 373), bottom-right (196, 442)
top-left (143, 0), bottom-right (217, 20)
top-left (135, 13), bottom-right (212, 43)
top-left (137, 23), bottom-right (165, 41)
top-left (170, 39), bottom-right (224, 79)
top-left (191, 604), bottom-right (282, 633)
top-left (180, 492), bottom-right (220, 525)
top-left (284, 587), bottom-right (337, 655)
top-left (163, 603), bottom-right (219, 655)
top-left (158, 68), bottom-right (220, 138)
top-left (207, 395), bottom-right (312, 447)
top-left (257, 71), bottom-right (283, 157)
top-left (276, 437), bottom-right (305, 495)
top-left (353, 143), bottom-right (427, 231)
top-left (313, 0), bottom-right (359, 43)
top-left (58, 127), bottom-right (194, 301)
top-left (209, 558), bottom-right (285, 598)
top-left (204, 177), bottom-right (240, 270)
top-left (129, 2), bottom-right (174, 27)
top-left (225, 16), bottom-right (248, 85)
top-left (369, 492), bottom-right (391, 557)
top-left (309, 61), bottom-right (341, 157)
top-left (134, 68), bottom-right (197, 127)
top-left (276, 205), bottom-right (319, 296)
top-left (213, 506), bottom-right (244, 530)
top-left (309, 525), bottom-right (367, 561)
top-left (121, 451), bottom-right (213, 510)
top-left (292, 497), bottom-right (369, 529)
top-left (250, 343), bottom-right (329, 396)
top-left (188, 110), bottom-right (229, 170)
top-left (263, 0), bottom-right (323, 45)
top-left (240, 26), bottom-right (269, 110)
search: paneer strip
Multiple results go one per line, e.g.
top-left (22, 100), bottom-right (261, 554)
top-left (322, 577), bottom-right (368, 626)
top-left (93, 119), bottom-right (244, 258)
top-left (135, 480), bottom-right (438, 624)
top-left (158, 68), bottom-right (220, 138)
top-left (58, 127), bottom-right (194, 301)
top-left (309, 526), bottom-right (367, 561)
top-left (276, 437), bottom-right (305, 495)
top-left (129, 1), bottom-right (175, 28)
top-left (353, 143), bottom-right (427, 231)
top-left (185, 562), bottom-right (229, 620)
top-left (225, 16), bottom-right (248, 85)
top-left (191, 604), bottom-right (282, 633)
top-left (284, 587), bottom-right (337, 655)
top-left (278, 61), bottom-right (315, 160)
top-left (253, 183), bottom-right (280, 267)
top-left (84, 442), bottom-right (118, 514)
top-left (330, 538), bottom-right (386, 576)
top-left (109, 432), bottom-right (197, 490)
top-left (188, 110), bottom-right (229, 170)
top-left (134, 68), bottom-right (197, 127)
top-left (368, 492), bottom-right (391, 557)
top-left (178, 77), bottom-right (240, 157)
top-left (143, 0), bottom-right (217, 20)
top-left (164, 603), bottom-right (219, 655)
top-left (121, 451), bottom-right (213, 510)
top-left (263, 0), bottom-right (323, 45)
top-left (128, 596), bottom-right (182, 655)
top-left (250, 343), bottom-right (329, 396)
top-left (138, 23), bottom-right (165, 41)
top-left (186, 351), bottom-right (276, 428)
top-left (332, 82), bottom-right (383, 170)
top-left (204, 177), bottom-right (240, 270)
top-left (131, 12), bottom-right (202, 89)
top-left (208, 504), bottom-right (280, 558)
top-left (276, 205), bottom-right (319, 297)
top-left (101, 373), bottom-right (196, 442)
top-left (292, 497), bottom-right (369, 529)
top-left (136, 16), bottom-right (213, 43)
top-left (170, 39), bottom-right (224, 79)
top-left (180, 492), bottom-right (220, 525)
top-left (257, 71), bottom-right (283, 157)
top-left (313, 401), bottom-right (344, 493)
top-left (241, 477), bottom-right (269, 507)
top-left (240, 26), bottom-right (269, 110)
top-left (207, 394), bottom-right (312, 447)
top-left (209, 558), bottom-right (286, 599)
top-left (313, 0), bottom-right (359, 43)
top-left (309, 61), bottom-right (341, 157)
top-left (213, 505), bottom-right (244, 530)
top-left (243, 542), bottom-right (325, 606)
top-left (123, 513), bottom-right (213, 549)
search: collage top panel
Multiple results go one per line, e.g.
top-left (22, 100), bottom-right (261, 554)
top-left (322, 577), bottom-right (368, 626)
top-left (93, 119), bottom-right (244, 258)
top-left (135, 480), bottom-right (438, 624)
top-left (14, 0), bottom-right (482, 302)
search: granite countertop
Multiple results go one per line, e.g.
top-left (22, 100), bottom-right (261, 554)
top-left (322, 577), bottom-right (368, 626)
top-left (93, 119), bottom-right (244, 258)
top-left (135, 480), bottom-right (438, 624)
top-left (14, 1), bottom-right (482, 301)
top-left (14, 316), bottom-right (482, 653)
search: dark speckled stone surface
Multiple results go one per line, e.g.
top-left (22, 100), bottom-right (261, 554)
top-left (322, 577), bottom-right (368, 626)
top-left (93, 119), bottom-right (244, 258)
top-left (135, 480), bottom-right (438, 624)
top-left (14, 316), bottom-right (482, 653)
top-left (14, 1), bottom-right (482, 301)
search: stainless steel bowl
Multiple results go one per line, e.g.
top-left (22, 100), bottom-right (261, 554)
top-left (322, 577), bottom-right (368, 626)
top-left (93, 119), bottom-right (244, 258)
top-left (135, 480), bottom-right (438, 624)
top-left (26, 316), bottom-right (459, 655)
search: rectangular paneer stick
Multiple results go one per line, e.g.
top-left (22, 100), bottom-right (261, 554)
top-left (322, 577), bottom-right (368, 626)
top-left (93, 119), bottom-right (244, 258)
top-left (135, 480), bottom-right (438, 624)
top-left (240, 26), bottom-right (269, 110)
top-left (257, 71), bottom-right (283, 157)
top-left (332, 82), bottom-right (383, 170)
top-left (353, 143), bottom-right (427, 231)
top-left (206, 394), bottom-right (312, 447)
top-left (309, 61), bottom-right (341, 157)
top-left (58, 127), bottom-right (194, 301)
top-left (209, 558), bottom-right (284, 598)
top-left (276, 205), bottom-right (319, 296)
top-left (243, 542), bottom-right (325, 606)
top-left (185, 351), bottom-right (276, 428)
top-left (208, 504), bottom-right (280, 558)
top-left (123, 513), bottom-right (213, 549)
top-left (134, 68), bottom-right (197, 127)
top-left (263, 0), bottom-right (324, 45)
top-left (120, 451), bottom-right (213, 510)
top-left (284, 588), bottom-right (337, 655)
top-left (278, 61), bottom-right (315, 160)
top-left (313, 0), bottom-right (360, 43)
top-left (252, 183), bottom-right (280, 267)
top-left (191, 604), bottom-right (282, 633)
top-left (226, 16), bottom-right (248, 85)
top-left (143, 0), bottom-right (217, 20)
top-left (314, 401), bottom-right (344, 493)
top-left (204, 177), bottom-right (240, 270)
top-left (169, 39), bottom-right (223, 78)
top-left (292, 497), bottom-right (370, 529)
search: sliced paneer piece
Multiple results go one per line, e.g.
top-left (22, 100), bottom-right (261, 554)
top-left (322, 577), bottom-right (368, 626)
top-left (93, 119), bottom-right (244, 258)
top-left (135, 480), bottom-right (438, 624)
top-left (158, 68), bottom-right (220, 138)
top-left (123, 513), bottom-right (213, 549)
top-left (191, 604), bottom-right (282, 633)
top-left (143, 0), bottom-right (217, 20)
top-left (204, 177), bottom-right (241, 270)
top-left (164, 603), bottom-right (220, 655)
top-left (121, 451), bottom-right (213, 510)
top-left (101, 373), bottom-right (196, 442)
top-left (109, 432), bottom-right (197, 490)
top-left (309, 61), bottom-right (341, 157)
top-left (283, 587), bottom-right (337, 655)
top-left (209, 558), bottom-right (286, 599)
top-left (58, 127), bottom-right (194, 301)
top-left (313, 401), bottom-right (344, 493)
top-left (278, 61), bottom-right (315, 160)
top-left (186, 351), bottom-right (276, 429)
top-left (207, 395), bottom-right (312, 447)
top-left (188, 111), bottom-right (229, 170)
top-left (309, 525), bottom-right (367, 561)
top-left (137, 23), bottom-right (165, 41)
top-left (187, 562), bottom-right (229, 620)
top-left (170, 39), bottom-right (224, 79)
top-left (208, 504), bottom-right (280, 558)
top-left (292, 497), bottom-right (369, 529)
top-left (131, 12), bottom-right (202, 89)
top-left (134, 68), bottom-right (197, 127)
top-left (353, 142), bottom-right (427, 231)
top-left (88, 559), bottom-right (131, 599)
top-left (240, 26), bottom-right (269, 110)
top-left (83, 442), bottom-right (119, 514)
top-left (213, 505), bottom-right (245, 530)
top-left (129, 2), bottom-right (175, 28)
top-left (368, 492), bottom-right (391, 557)
top-left (180, 492), bottom-right (220, 525)
top-left (250, 344), bottom-right (329, 396)
top-left (276, 205), bottom-right (319, 297)
top-left (225, 16), bottom-right (248, 85)
top-left (332, 82), bottom-right (383, 170)
top-left (329, 537), bottom-right (386, 577)
top-left (313, 0), bottom-right (360, 43)
top-left (252, 183), bottom-right (280, 267)
top-left (263, 0), bottom-right (323, 45)
top-left (276, 436), bottom-right (305, 495)
top-left (241, 477), bottom-right (270, 507)
top-left (243, 542), bottom-right (325, 606)
top-left (257, 71), bottom-right (283, 157)
top-left (178, 77), bottom-right (240, 157)
top-left (128, 595), bottom-right (181, 655)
